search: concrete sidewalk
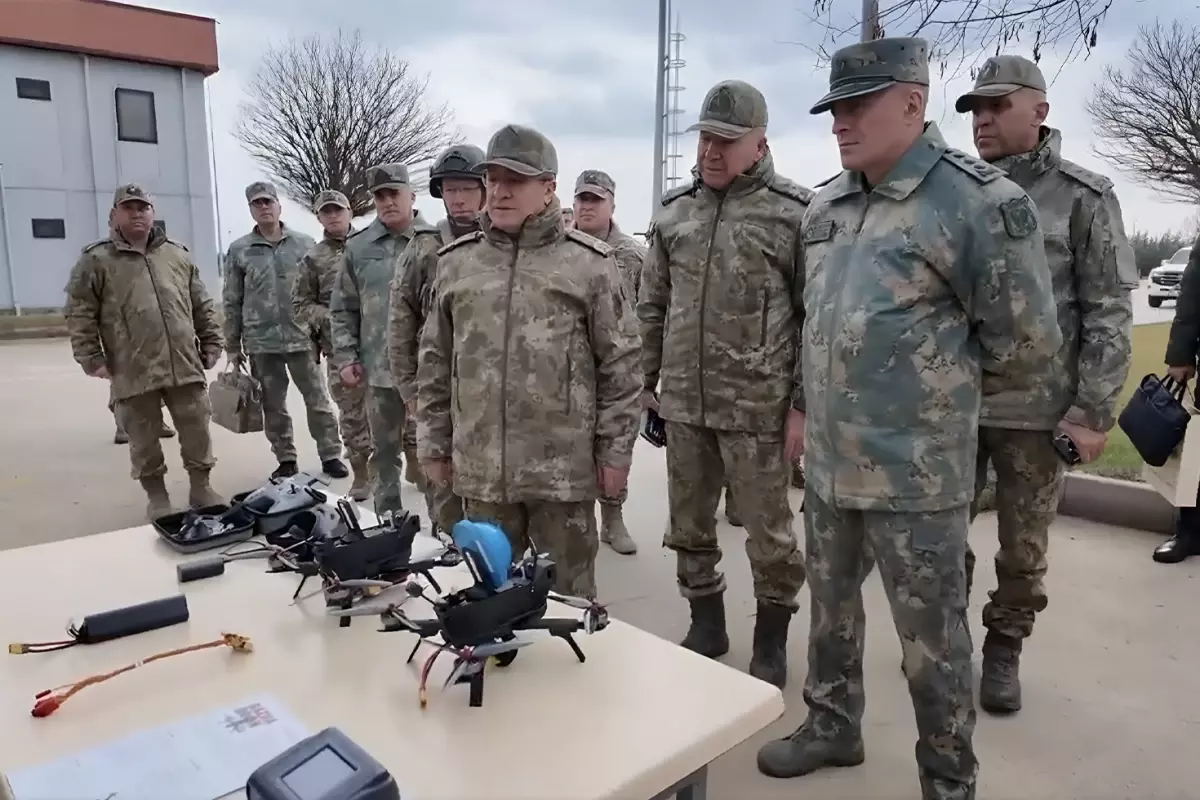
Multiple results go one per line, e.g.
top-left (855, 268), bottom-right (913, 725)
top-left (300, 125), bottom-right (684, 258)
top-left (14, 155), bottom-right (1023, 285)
top-left (3, 339), bottom-right (1198, 798)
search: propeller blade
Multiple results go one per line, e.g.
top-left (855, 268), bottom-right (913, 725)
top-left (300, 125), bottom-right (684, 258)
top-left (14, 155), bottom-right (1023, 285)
top-left (470, 639), bottom-right (533, 658)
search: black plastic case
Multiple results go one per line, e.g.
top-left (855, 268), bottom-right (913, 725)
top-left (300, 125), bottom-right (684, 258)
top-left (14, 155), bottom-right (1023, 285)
top-left (153, 504), bottom-right (256, 554)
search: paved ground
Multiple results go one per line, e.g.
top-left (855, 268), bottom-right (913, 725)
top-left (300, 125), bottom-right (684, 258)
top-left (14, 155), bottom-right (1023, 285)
top-left (3, 338), bottom-right (1199, 798)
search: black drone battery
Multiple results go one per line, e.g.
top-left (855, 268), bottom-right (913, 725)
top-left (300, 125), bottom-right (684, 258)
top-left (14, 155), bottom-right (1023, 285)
top-left (177, 556), bottom-right (226, 583)
top-left (75, 594), bottom-right (189, 644)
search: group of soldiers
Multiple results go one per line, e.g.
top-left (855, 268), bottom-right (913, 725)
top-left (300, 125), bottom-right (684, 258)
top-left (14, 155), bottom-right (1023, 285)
top-left (62, 34), bottom-right (1138, 800)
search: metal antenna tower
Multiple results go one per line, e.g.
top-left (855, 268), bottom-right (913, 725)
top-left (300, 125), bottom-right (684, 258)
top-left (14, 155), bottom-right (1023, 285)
top-left (664, 11), bottom-right (687, 189)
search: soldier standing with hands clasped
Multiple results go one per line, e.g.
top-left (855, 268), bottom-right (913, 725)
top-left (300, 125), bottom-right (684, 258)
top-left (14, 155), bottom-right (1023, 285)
top-left (755, 39), bottom-right (1061, 800)
top-left (223, 181), bottom-right (346, 480)
top-left (955, 55), bottom-right (1136, 713)
top-left (64, 184), bottom-right (225, 520)
top-left (639, 79), bottom-right (809, 688)
top-left (416, 124), bottom-right (643, 599)
top-left (292, 189), bottom-right (374, 501)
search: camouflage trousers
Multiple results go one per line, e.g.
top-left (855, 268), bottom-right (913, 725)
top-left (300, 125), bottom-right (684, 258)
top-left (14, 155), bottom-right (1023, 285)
top-left (966, 427), bottom-right (1064, 640)
top-left (249, 352), bottom-right (341, 462)
top-left (325, 360), bottom-right (372, 463)
top-left (662, 421), bottom-right (806, 609)
top-left (403, 434), bottom-right (464, 534)
top-left (367, 386), bottom-right (407, 515)
top-left (463, 498), bottom-right (598, 599)
top-left (803, 489), bottom-right (977, 796)
top-left (117, 383), bottom-right (215, 480)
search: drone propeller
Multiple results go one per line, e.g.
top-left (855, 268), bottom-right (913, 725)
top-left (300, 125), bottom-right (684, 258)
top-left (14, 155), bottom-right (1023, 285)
top-left (549, 592), bottom-right (602, 611)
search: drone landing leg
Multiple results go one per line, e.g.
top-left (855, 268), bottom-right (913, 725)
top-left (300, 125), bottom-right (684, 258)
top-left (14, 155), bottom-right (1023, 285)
top-left (468, 670), bottom-right (484, 708)
top-left (421, 570), bottom-right (442, 594)
top-left (292, 574), bottom-right (309, 601)
top-left (561, 632), bottom-right (586, 663)
top-left (405, 639), bottom-right (422, 665)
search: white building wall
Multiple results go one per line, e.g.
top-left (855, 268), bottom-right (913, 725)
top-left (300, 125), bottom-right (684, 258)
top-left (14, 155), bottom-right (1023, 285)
top-left (0, 44), bottom-right (218, 311)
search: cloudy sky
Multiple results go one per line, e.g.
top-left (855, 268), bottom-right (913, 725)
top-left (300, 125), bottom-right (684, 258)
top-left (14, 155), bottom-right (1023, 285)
top-left (144, 0), bottom-right (1196, 246)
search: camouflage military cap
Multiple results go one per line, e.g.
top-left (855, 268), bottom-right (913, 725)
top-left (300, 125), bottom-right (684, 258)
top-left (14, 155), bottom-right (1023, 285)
top-left (687, 80), bottom-right (768, 139)
top-left (245, 181), bottom-right (278, 203)
top-left (313, 189), bottom-right (350, 212)
top-left (113, 183), bottom-right (153, 207)
top-left (482, 124), bottom-right (558, 178)
top-left (954, 55), bottom-right (1047, 113)
top-left (367, 163), bottom-right (411, 193)
top-left (810, 37), bottom-right (930, 115)
top-left (575, 169), bottom-right (615, 199)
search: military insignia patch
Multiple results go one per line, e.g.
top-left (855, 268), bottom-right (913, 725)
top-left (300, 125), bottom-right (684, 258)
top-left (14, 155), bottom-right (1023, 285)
top-left (707, 87), bottom-right (734, 118)
top-left (999, 196), bottom-right (1038, 239)
top-left (804, 219), bottom-right (835, 244)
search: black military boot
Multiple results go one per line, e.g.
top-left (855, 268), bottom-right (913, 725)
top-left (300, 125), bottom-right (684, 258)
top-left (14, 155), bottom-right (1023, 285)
top-left (724, 489), bottom-right (743, 527)
top-left (1154, 509), bottom-right (1200, 563)
top-left (979, 631), bottom-right (1022, 713)
top-left (679, 593), bottom-right (730, 658)
top-left (749, 602), bottom-right (792, 688)
top-left (322, 458), bottom-right (349, 479)
top-left (757, 722), bottom-right (865, 778)
top-left (272, 460), bottom-right (299, 479)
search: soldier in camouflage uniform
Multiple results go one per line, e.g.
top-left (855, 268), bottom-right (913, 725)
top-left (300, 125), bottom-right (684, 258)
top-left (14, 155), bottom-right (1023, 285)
top-left (955, 55), bottom-right (1137, 713)
top-left (416, 124), bottom-right (643, 599)
top-left (571, 169), bottom-right (644, 556)
top-left (332, 164), bottom-right (436, 516)
top-left (64, 185), bottom-right (225, 520)
top-left (387, 145), bottom-right (486, 532)
top-left (755, 39), bottom-right (1062, 800)
top-left (639, 80), bottom-right (809, 689)
top-left (292, 189), bottom-right (373, 501)
top-left (223, 181), bottom-right (346, 480)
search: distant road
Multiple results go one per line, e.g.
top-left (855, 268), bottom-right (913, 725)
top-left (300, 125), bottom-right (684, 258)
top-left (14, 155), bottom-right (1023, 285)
top-left (1133, 279), bottom-right (1178, 327)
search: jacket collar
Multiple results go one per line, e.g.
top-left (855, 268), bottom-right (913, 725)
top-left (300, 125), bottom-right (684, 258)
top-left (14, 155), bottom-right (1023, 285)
top-left (480, 196), bottom-right (565, 250)
top-left (821, 122), bottom-right (948, 202)
top-left (991, 125), bottom-right (1061, 185)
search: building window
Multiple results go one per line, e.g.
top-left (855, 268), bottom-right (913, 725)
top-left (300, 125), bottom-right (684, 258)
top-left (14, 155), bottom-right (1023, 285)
top-left (31, 219), bottom-right (66, 239)
top-left (115, 88), bottom-right (158, 144)
top-left (15, 78), bottom-right (52, 101)
top-left (152, 220), bottom-right (167, 235)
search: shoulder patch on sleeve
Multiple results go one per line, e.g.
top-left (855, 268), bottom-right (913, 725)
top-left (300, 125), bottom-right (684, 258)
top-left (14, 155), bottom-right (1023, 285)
top-left (81, 238), bottom-right (110, 254)
top-left (565, 227), bottom-right (615, 256)
top-left (661, 181), bottom-right (699, 207)
top-left (766, 175), bottom-right (816, 206)
top-left (941, 148), bottom-right (1004, 183)
top-left (814, 172), bottom-right (842, 188)
top-left (999, 195), bottom-right (1039, 239)
top-left (435, 229), bottom-right (484, 257)
top-left (1058, 159), bottom-right (1114, 195)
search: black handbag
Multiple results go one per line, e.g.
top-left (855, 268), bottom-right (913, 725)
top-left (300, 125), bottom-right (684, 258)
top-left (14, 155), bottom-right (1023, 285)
top-left (1117, 374), bottom-right (1192, 467)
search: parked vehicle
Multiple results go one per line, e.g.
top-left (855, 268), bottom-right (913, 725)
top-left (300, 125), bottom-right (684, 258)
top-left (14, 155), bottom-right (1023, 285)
top-left (1148, 246), bottom-right (1193, 307)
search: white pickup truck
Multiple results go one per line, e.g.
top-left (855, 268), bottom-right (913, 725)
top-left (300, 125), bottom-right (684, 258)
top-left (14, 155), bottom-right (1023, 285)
top-left (1148, 246), bottom-right (1194, 308)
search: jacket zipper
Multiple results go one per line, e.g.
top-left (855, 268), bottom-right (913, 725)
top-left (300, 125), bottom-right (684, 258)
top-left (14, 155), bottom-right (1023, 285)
top-left (144, 251), bottom-right (179, 384)
top-left (698, 193), bottom-right (727, 423)
top-left (499, 238), bottom-right (521, 501)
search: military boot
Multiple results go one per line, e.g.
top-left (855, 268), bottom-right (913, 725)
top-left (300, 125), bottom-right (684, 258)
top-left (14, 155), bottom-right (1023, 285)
top-left (159, 421), bottom-right (176, 439)
top-left (600, 503), bottom-right (637, 555)
top-left (756, 722), bottom-right (865, 778)
top-left (749, 602), bottom-right (792, 688)
top-left (113, 423), bottom-right (129, 445)
top-left (140, 476), bottom-right (172, 522)
top-left (1154, 510), bottom-right (1200, 563)
top-left (347, 456), bottom-right (371, 502)
top-left (187, 470), bottom-right (224, 508)
top-left (724, 489), bottom-right (743, 527)
top-left (272, 460), bottom-right (298, 480)
top-left (680, 593), bottom-right (730, 658)
top-left (979, 631), bottom-right (1022, 713)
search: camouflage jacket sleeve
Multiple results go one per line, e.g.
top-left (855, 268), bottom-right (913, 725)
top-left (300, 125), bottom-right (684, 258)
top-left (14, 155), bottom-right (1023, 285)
top-left (636, 223), bottom-right (669, 392)
top-left (415, 269), bottom-right (454, 461)
top-left (62, 251), bottom-right (107, 374)
top-left (291, 250), bottom-right (328, 332)
top-left (329, 253), bottom-right (362, 369)
top-left (789, 219), bottom-right (806, 412)
top-left (1165, 232), bottom-right (1200, 368)
top-left (1065, 187), bottom-right (1137, 431)
top-left (388, 234), bottom-right (439, 403)
top-left (221, 246), bottom-right (245, 355)
top-left (613, 240), bottom-right (645, 310)
top-left (590, 256), bottom-right (645, 470)
top-left (188, 257), bottom-right (223, 360)
top-left (964, 192), bottom-right (1062, 386)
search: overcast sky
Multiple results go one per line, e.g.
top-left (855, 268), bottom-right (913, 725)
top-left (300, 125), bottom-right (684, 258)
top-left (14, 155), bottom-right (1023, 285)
top-left (143, 0), bottom-right (1197, 246)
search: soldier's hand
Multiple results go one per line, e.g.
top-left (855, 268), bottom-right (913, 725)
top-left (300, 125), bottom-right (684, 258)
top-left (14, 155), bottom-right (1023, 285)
top-left (1167, 365), bottom-right (1195, 384)
top-left (340, 363), bottom-right (365, 387)
top-left (424, 458), bottom-right (453, 488)
top-left (88, 365), bottom-right (111, 380)
top-left (597, 464), bottom-right (630, 498)
top-left (641, 390), bottom-right (660, 413)
top-left (785, 409), bottom-right (806, 461)
top-left (1058, 420), bottom-right (1107, 464)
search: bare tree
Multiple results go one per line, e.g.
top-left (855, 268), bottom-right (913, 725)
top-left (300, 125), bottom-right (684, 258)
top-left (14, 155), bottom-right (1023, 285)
top-left (234, 30), bottom-right (457, 217)
top-left (1088, 21), bottom-right (1200, 205)
top-left (790, 0), bottom-right (1112, 77)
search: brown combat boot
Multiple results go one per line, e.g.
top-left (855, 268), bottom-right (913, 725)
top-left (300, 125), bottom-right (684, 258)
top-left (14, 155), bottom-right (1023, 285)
top-left (979, 631), bottom-right (1022, 713)
top-left (724, 488), bottom-right (743, 527)
top-left (187, 470), bottom-right (224, 508)
top-left (140, 476), bottom-right (172, 521)
top-left (347, 456), bottom-right (371, 502)
top-left (599, 503), bottom-right (637, 555)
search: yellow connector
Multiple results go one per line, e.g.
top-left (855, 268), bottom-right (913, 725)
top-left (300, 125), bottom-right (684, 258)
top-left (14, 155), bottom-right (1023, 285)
top-left (221, 632), bottom-right (253, 653)
top-left (8, 644), bottom-right (26, 655)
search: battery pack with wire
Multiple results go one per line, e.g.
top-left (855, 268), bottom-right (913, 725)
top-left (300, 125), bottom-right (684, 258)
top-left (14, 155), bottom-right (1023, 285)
top-left (8, 594), bottom-right (189, 654)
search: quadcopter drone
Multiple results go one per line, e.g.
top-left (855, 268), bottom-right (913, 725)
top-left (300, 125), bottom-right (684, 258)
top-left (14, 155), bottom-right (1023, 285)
top-left (370, 520), bottom-right (610, 708)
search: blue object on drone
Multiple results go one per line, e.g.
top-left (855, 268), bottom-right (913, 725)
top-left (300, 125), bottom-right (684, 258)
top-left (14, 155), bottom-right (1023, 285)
top-left (450, 520), bottom-right (512, 592)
